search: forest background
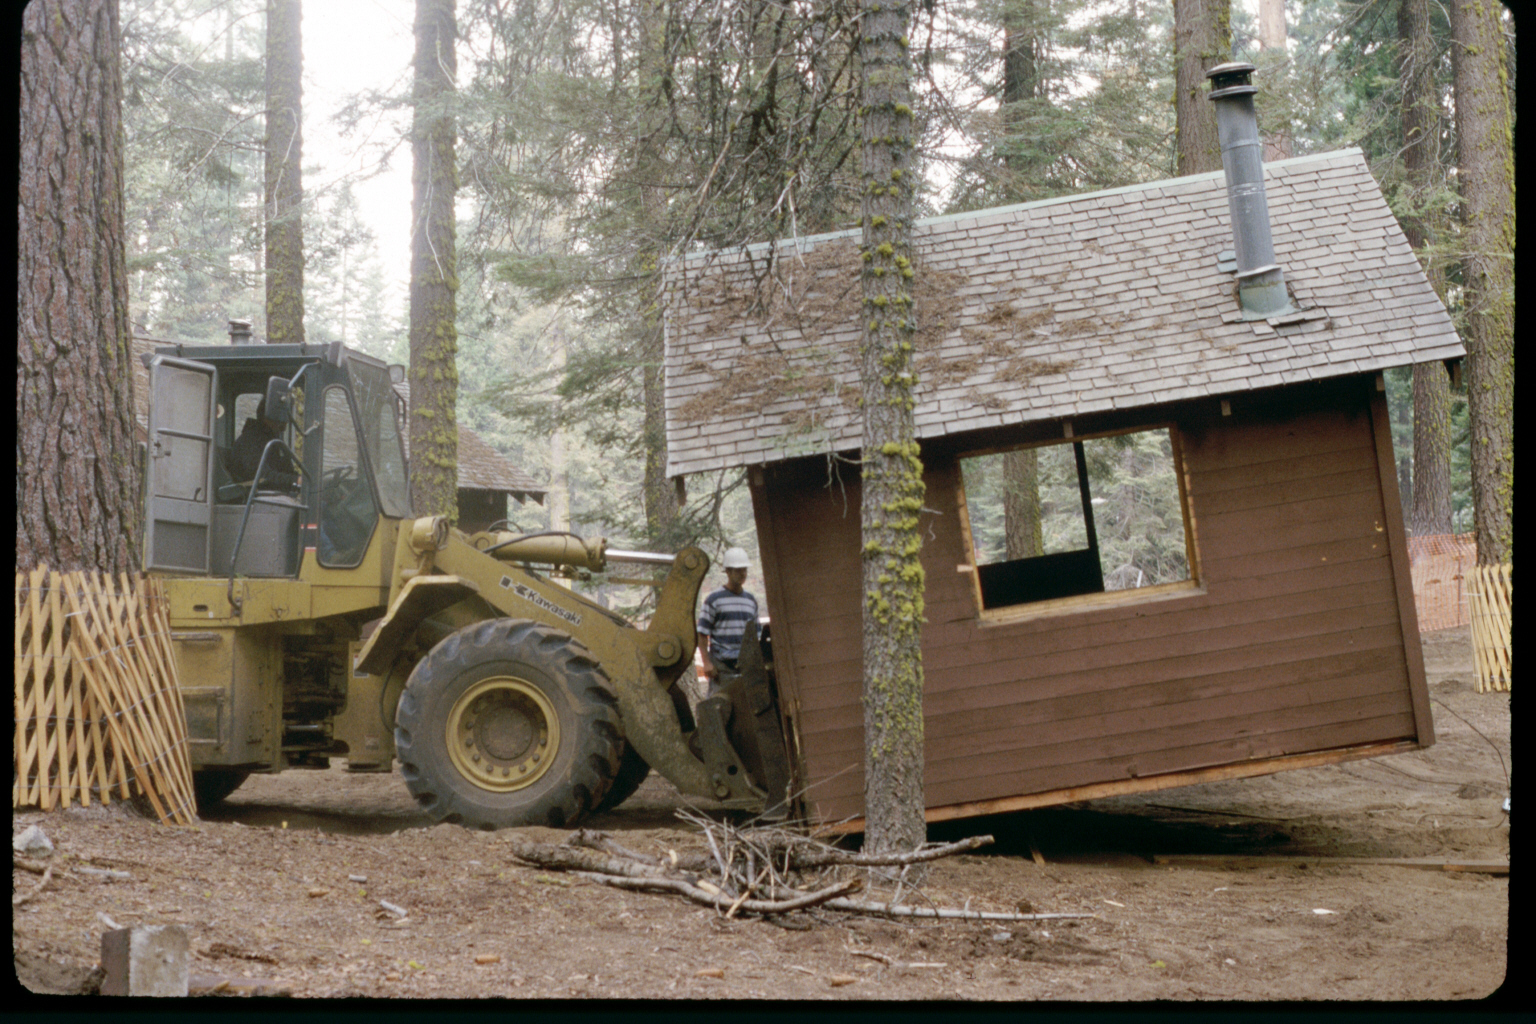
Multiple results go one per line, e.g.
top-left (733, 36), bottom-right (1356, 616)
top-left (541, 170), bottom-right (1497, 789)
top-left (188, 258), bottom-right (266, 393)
top-left (118, 0), bottom-right (1511, 613)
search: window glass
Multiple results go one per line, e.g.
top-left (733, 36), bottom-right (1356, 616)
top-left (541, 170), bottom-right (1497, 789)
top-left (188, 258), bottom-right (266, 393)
top-left (960, 427), bottom-right (1191, 610)
top-left (348, 361), bottom-right (411, 517)
top-left (318, 386), bottom-right (377, 566)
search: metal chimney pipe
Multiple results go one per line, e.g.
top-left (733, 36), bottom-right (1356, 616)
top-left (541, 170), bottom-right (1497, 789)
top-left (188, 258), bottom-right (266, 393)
top-left (228, 318), bottom-right (254, 345)
top-left (1206, 62), bottom-right (1294, 319)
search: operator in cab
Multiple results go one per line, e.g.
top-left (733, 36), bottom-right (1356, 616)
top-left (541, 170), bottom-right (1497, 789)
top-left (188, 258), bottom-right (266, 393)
top-left (231, 397), bottom-right (299, 492)
top-left (696, 547), bottom-right (759, 693)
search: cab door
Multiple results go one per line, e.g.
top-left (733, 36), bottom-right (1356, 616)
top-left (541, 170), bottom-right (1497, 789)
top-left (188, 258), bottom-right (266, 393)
top-left (144, 356), bottom-right (217, 573)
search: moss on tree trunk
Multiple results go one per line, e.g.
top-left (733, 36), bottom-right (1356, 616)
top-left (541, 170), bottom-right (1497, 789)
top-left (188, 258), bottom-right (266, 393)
top-left (408, 0), bottom-right (459, 522)
top-left (1451, 0), bottom-right (1514, 564)
top-left (264, 0), bottom-right (304, 346)
top-left (857, 0), bottom-right (926, 861)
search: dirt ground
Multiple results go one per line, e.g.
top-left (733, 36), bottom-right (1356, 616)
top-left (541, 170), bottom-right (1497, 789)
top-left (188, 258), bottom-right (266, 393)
top-left (13, 627), bottom-right (1509, 1002)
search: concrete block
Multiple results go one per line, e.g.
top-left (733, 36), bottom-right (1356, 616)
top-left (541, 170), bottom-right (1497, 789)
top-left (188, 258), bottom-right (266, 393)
top-left (100, 925), bottom-right (189, 997)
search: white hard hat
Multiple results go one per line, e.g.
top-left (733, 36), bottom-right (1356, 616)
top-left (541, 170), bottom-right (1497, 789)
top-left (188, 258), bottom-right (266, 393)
top-left (722, 546), bottom-right (750, 569)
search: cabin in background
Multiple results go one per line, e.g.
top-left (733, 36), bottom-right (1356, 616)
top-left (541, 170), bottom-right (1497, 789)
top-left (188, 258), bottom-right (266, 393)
top-left (662, 147), bottom-right (1464, 827)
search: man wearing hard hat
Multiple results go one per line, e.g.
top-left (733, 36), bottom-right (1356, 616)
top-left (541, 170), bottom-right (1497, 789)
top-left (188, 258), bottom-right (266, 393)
top-left (696, 546), bottom-right (759, 691)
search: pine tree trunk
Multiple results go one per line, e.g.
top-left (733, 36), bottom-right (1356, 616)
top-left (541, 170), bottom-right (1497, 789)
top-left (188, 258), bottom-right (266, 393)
top-left (1410, 364), bottom-right (1454, 535)
top-left (1173, 0), bottom-right (1229, 176)
top-left (641, 313), bottom-right (680, 546)
top-left (1257, 0), bottom-right (1291, 161)
top-left (1000, 2), bottom-right (1044, 556)
top-left (1003, 448), bottom-right (1044, 559)
top-left (17, 0), bottom-right (141, 574)
top-left (857, 0), bottom-right (926, 860)
top-left (1399, 0), bottom-right (1452, 537)
top-left (408, 0), bottom-right (459, 521)
top-left (264, 0), bottom-right (304, 345)
top-left (634, 0), bottom-right (680, 549)
top-left (1450, 0), bottom-right (1514, 565)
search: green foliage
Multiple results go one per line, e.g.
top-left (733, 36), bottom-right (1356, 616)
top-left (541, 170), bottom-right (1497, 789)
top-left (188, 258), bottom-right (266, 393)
top-left (122, 0), bottom-right (268, 340)
top-left (942, 0), bottom-right (1178, 210)
top-left (122, 0), bottom-right (400, 351)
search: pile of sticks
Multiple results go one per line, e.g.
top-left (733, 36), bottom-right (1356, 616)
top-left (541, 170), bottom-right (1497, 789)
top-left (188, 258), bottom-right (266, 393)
top-left (505, 812), bottom-right (1095, 925)
top-left (13, 567), bottom-right (196, 825)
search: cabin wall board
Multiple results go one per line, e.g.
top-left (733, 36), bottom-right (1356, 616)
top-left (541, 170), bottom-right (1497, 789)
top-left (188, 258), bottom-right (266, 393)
top-left (750, 376), bottom-right (1431, 824)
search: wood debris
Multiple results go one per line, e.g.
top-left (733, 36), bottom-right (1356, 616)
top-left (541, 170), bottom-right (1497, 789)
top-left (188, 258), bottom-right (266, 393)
top-left (502, 813), bottom-right (1097, 928)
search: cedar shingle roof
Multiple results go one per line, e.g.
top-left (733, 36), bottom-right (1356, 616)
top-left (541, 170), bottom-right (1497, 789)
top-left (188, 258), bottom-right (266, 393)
top-left (661, 148), bottom-right (1464, 477)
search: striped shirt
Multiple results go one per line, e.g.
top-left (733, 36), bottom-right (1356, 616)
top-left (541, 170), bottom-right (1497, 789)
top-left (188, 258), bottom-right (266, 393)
top-left (696, 587), bottom-right (759, 662)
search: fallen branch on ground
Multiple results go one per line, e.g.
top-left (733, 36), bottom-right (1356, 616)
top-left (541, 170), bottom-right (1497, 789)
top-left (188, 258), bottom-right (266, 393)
top-left (502, 815), bottom-right (1096, 927)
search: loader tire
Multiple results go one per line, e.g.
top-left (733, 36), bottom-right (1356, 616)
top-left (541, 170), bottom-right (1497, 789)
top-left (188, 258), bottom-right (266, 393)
top-left (395, 618), bottom-right (622, 830)
top-left (593, 742), bottom-right (650, 813)
top-left (192, 769), bottom-right (251, 810)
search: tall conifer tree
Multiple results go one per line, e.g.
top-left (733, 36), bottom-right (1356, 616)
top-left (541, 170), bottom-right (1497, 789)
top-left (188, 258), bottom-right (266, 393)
top-left (264, 0), bottom-right (304, 345)
top-left (409, 0), bottom-right (459, 520)
top-left (1173, 0), bottom-right (1229, 175)
top-left (857, 0), bottom-right (927, 859)
top-left (1450, 0), bottom-right (1513, 564)
top-left (18, 0), bottom-right (140, 573)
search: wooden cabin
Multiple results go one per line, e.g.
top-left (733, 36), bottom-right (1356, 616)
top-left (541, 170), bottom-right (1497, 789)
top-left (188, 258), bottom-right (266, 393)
top-left (662, 148), bottom-right (1465, 827)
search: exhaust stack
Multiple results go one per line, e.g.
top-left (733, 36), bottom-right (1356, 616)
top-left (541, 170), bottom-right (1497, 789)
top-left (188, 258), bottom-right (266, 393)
top-left (1206, 62), bottom-right (1295, 319)
top-left (228, 318), bottom-right (254, 345)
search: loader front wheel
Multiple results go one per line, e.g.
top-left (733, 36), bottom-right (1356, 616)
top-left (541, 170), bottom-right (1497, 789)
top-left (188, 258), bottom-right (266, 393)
top-left (593, 742), bottom-right (650, 813)
top-left (395, 619), bottom-right (622, 830)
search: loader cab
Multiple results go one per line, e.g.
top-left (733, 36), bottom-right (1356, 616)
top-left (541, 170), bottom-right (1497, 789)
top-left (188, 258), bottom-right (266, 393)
top-left (143, 341), bottom-right (410, 579)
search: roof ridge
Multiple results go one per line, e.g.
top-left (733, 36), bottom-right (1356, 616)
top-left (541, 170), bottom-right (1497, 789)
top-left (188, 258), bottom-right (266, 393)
top-left (675, 148), bottom-right (1368, 265)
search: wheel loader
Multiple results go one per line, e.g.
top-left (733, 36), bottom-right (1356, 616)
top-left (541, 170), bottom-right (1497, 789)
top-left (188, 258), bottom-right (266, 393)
top-left (141, 333), bottom-right (790, 829)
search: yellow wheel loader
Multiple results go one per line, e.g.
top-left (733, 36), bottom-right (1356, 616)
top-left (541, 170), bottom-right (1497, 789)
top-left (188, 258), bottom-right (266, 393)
top-left (141, 336), bottom-right (790, 829)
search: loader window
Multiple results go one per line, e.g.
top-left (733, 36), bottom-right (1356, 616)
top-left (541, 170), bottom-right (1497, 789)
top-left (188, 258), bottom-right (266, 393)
top-left (318, 385), bottom-right (378, 566)
top-left (348, 361), bottom-right (411, 517)
top-left (959, 426), bottom-right (1195, 613)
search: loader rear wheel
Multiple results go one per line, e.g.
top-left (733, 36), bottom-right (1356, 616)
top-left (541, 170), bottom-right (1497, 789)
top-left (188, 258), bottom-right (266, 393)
top-left (192, 769), bottom-right (251, 810)
top-left (593, 742), bottom-right (650, 813)
top-left (395, 618), bottom-right (622, 830)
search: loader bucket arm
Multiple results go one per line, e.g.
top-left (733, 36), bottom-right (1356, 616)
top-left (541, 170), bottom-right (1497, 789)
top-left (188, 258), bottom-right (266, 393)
top-left (425, 536), bottom-right (734, 806)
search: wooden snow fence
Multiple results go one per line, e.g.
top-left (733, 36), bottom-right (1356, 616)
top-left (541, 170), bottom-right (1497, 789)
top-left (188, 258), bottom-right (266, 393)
top-left (14, 567), bottom-right (197, 824)
top-left (1467, 563), bottom-right (1512, 693)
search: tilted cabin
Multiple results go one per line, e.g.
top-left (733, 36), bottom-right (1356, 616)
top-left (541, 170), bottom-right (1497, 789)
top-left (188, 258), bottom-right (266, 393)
top-left (662, 147), bottom-right (1465, 827)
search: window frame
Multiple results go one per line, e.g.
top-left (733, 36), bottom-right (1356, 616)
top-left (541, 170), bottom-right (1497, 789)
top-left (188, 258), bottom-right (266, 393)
top-left (954, 421), bottom-right (1203, 624)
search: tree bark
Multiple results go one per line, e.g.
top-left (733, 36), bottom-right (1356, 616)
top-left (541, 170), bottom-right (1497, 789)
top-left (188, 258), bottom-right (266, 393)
top-left (857, 0), bottom-right (926, 861)
top-left (1450, 0), bottom-right (1514, 565)
top-left (1399, 0), bottom-right (1452, 536)
top-left (1173, 0), bottom-right (1229, 176)
top-left (264, 0), bottom-right (304, 345)
top-left (634, 0), bottom-right (681, 549)
top-left (640, 312), bottom-right (681, 546)
top-left (18, 0), bottom-right (141, 574)
top-left (408, 0), bottom-right (459, 521)
top-left (1003, 448), bottom-right (1044, 559)
top-left (1257, 0), bottom-right (1291, 161)
top-left (999, 3), bottom-right (1044, 557)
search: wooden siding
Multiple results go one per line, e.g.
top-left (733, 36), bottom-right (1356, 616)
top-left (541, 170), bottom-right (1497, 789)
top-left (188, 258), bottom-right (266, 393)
top-left (751, 376), bottom-right (1430, 824)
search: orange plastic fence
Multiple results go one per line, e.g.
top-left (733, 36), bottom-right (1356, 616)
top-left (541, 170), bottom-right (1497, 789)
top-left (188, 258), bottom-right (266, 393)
top-left (1405, 533), bottom-right (1477, 633)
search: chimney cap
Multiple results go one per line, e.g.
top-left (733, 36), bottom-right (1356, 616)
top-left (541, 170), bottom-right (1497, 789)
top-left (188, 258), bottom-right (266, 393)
top-left (1206, 61), bottom-right (1257, 98)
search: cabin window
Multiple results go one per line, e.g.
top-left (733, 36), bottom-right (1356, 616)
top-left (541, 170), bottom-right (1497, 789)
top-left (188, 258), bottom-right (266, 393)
top-left (959, 427), bottom-right (1193, 611)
